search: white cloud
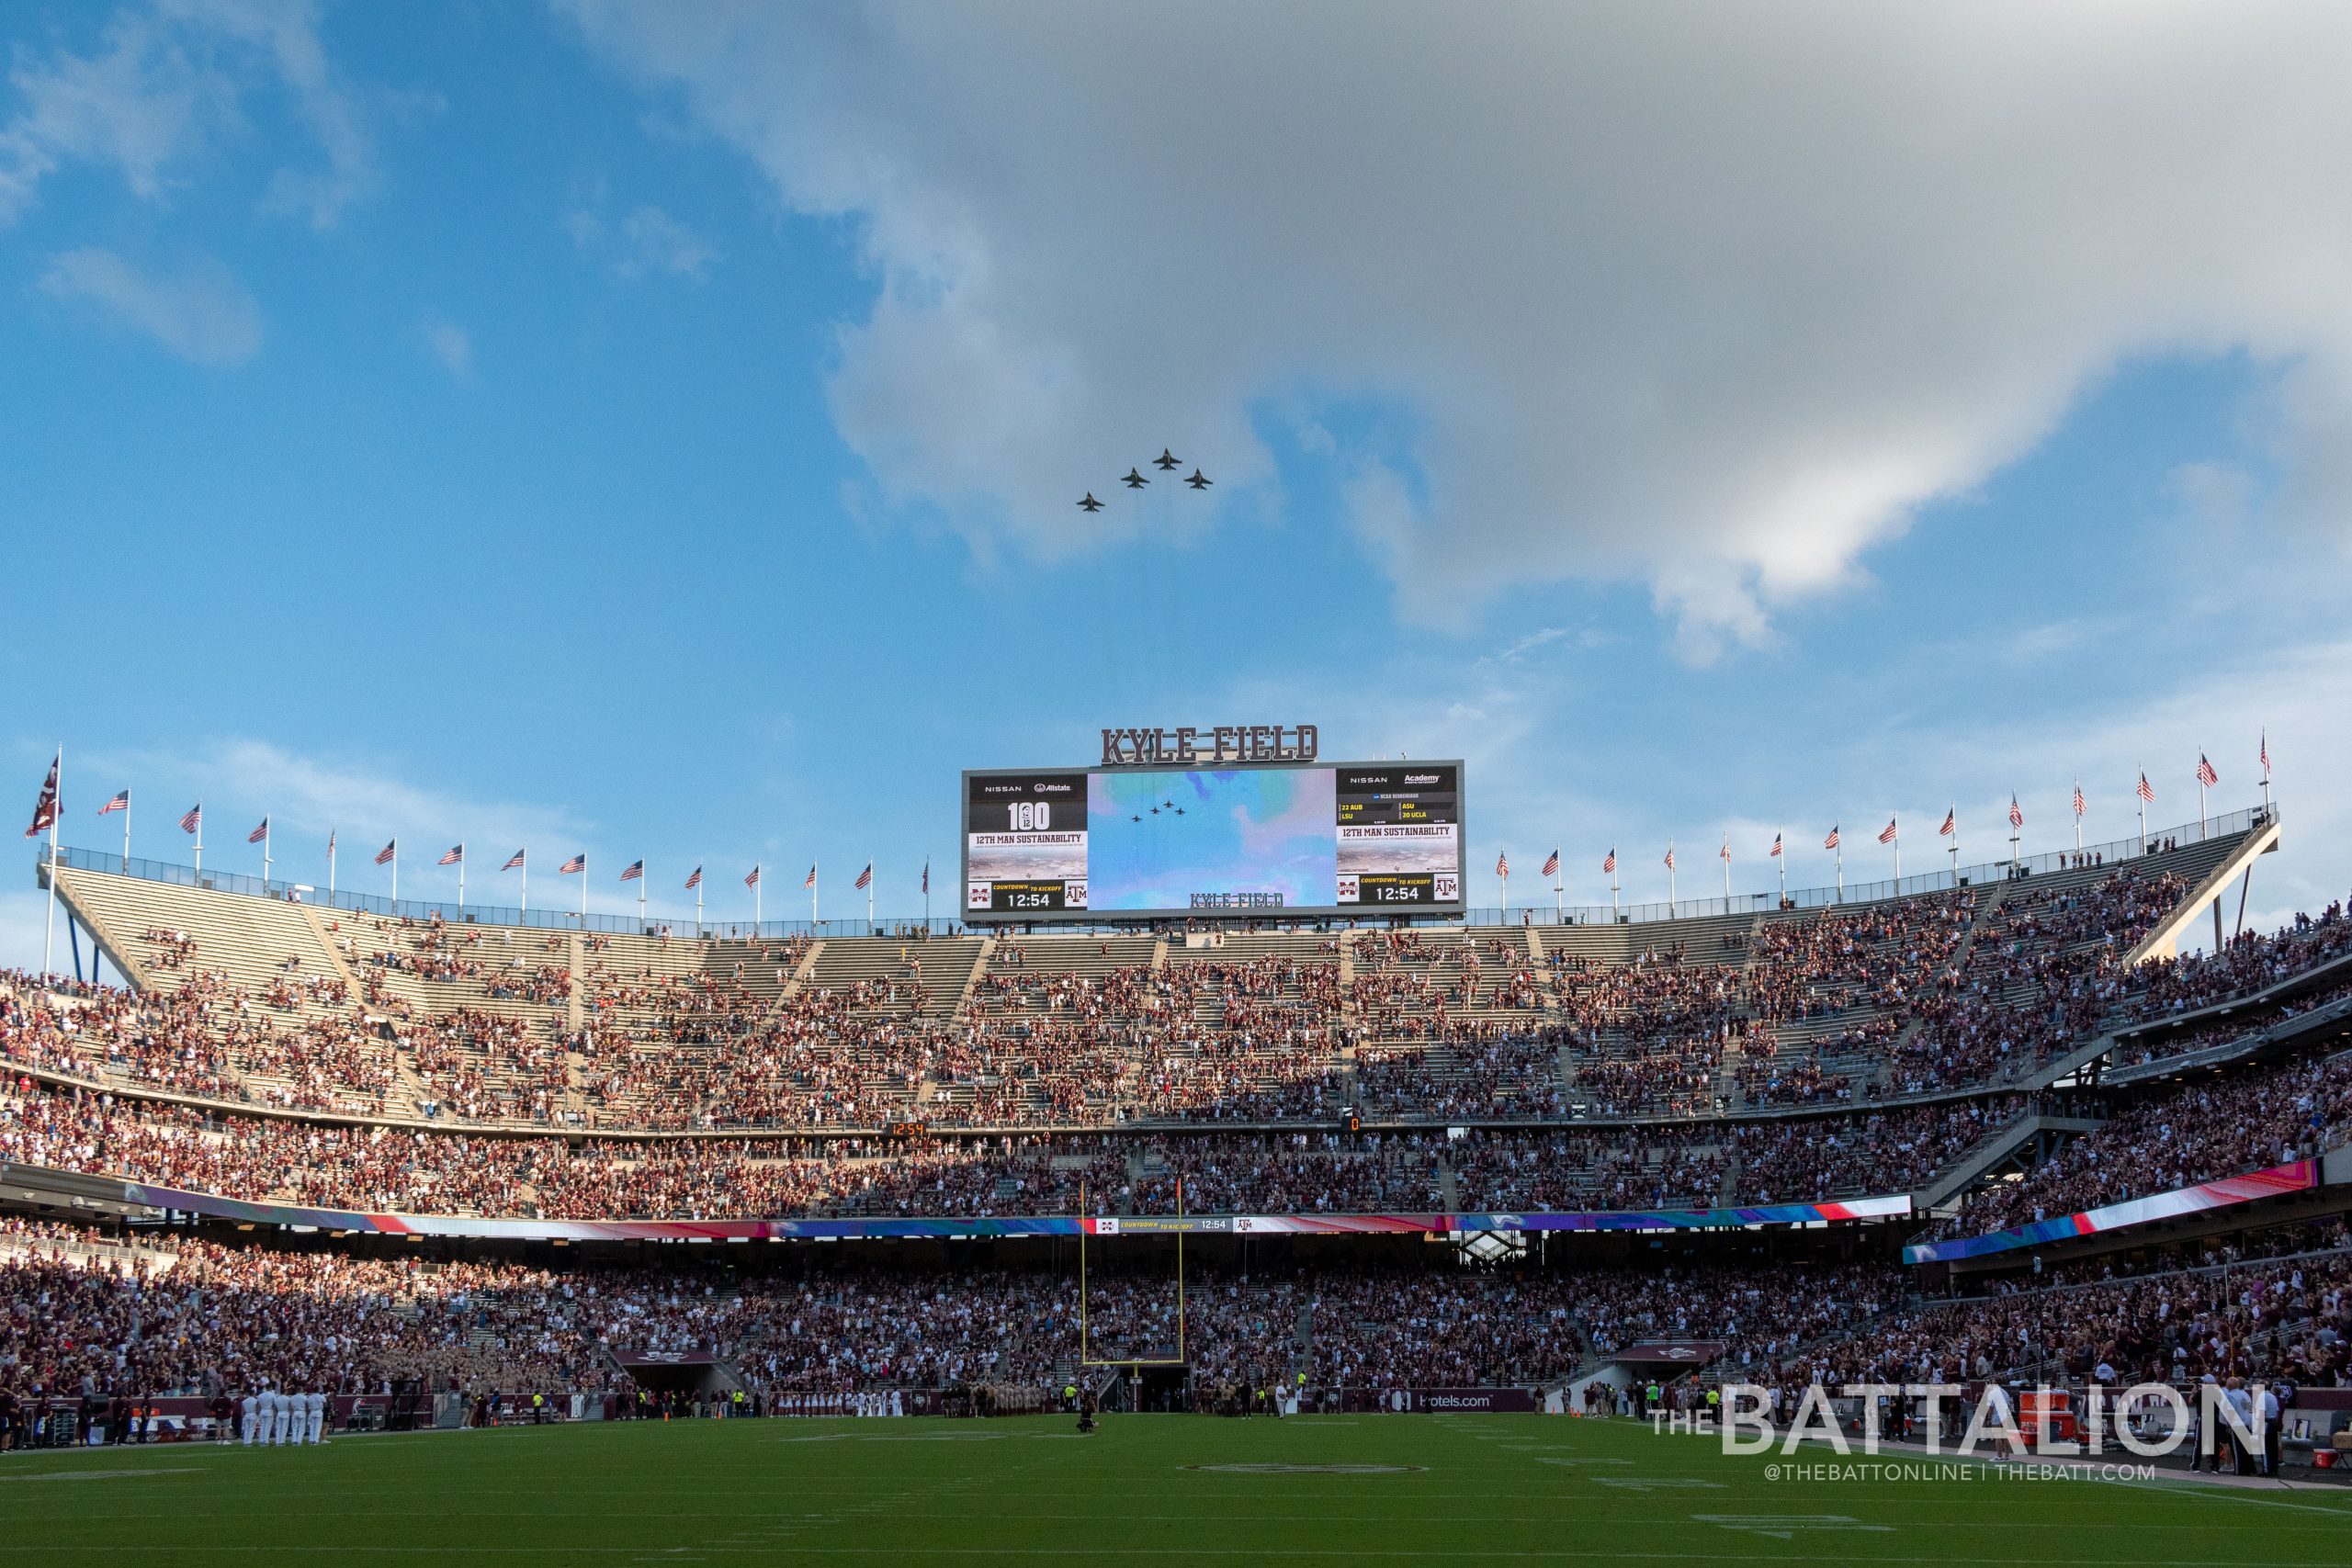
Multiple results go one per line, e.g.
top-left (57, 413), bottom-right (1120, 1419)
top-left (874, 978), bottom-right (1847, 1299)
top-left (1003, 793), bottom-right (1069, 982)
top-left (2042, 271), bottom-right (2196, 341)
top-left (616, 204), bottom-right (716, 278)
top-left (40, 247), bottom-right (261, 365)
top-left (420, 310), bottom-right (471, 379)
top-left (562, 3), bottom-right (2352, 651)
top-left (0, 0), bottom-right (374, 229)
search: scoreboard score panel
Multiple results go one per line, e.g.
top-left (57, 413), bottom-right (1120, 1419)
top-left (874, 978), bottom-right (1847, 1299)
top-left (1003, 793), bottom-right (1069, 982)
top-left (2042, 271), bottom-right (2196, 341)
top-left (962, 760), bottom-right (1464, 922)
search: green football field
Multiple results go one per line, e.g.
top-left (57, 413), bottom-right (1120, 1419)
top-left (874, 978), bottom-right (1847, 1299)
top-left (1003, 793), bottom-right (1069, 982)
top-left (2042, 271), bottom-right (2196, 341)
top-left (4, 1414), bottom-right (2348, 1565)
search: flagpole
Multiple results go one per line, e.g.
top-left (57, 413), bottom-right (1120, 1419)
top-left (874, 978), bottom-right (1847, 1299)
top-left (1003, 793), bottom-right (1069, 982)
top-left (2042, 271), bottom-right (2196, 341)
top-left (581, 858), bottom-right (587, 923)
top-left (458, 845), bottom-right (466, 915)
top-left (194, 802), bottom-right (203, 876)
top-left (1893, 827), bottom-right (1899, 886)
top-left (2199, 773), bottom-right (2208, 840)
top-left (2074, 781), bottom-right (2083, 855)
top-left (695, 874), bottom-right (704, 936)
top-left (1666, 840), bottom-right (1676, 916)
top-left (521, 853), bottom-right (528, 919)
top-left (41, 748), bottom-right (60, 978)
top-left (866, 863), bottom-right (874, 934)
top-left (122, 786), bottom-right (130, 871)
top-left (1947, 804), bottom-right (1957, 887)
top-left (390, 841), bottom-right (398, 905)
top-left (1776, 832), bottom-right (1785, 905)
top-left (2262, 732), bottom-right (2272, 815)
top-left (812, 867), bottom-right (818, 927)
top-left (264, 818), bottom-right (272, 892)
top-left (2137, 774), bottom-right (2147, 857)
top-left (1722, 843), bottom-right (1730, 900)
top-left (329, 829), bottom-right (336, 900)
top-left (639, 863), bottom-right (647, 930)
top-left (1610, 855), bottom-right (1619, 920)
top-left (754, 867), bottom-right (762, 931)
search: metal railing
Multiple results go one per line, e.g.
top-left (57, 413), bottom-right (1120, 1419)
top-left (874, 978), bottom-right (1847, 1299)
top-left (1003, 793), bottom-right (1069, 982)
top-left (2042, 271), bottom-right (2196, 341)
top-left (34, 802), bottom-right (2271, 942)
top-left (36, 845), bottom-right (966, 941)
top-left (1471, 804), bottom-right (2273, 927)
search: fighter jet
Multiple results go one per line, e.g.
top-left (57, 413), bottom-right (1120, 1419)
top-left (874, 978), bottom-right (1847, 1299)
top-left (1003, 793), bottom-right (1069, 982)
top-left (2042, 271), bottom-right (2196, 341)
top-left (1154, 449), bottom-right (1181, 471)
top-left (1078, 492), bottom-right (1104, 513)
top-left (1122, 468), bottom-right (1149, 489)
top-left (1131, 815), bottom-right (1142, 823)
top-left (1185, 469), bottom-right (1212, 491)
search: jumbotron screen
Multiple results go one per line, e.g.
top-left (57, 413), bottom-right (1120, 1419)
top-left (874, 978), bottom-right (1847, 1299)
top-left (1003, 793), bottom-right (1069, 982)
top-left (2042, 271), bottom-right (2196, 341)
top-left (962, 761), bottom-right (1464, 920)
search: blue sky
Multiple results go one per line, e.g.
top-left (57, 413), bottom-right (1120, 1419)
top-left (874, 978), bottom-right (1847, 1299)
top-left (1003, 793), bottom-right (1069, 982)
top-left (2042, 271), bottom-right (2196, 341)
top-left (5, 3), bottom-right (2351, 959)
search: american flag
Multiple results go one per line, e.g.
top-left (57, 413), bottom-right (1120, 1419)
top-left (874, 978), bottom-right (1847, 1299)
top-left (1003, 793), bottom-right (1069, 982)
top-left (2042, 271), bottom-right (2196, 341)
top-left (180, 803), bottom-right (202, 834)
top-left (1824, 826), bottom-right (1840, 851)
top-left (2260, 730), bottom-right (2270, 781)
top-left (2008, 795), bottom-right (2024, 829)
top-left (1662, 844), bottom-right (1676, 871)
top-left (1541, 850), bottom-right (1559, 877)
top-left (1877, 818), bottom-right (1897, 845)
top-left (745, 864), bottom-right (761, 888)
top-left (684, 866), bottom-right (702, 890)
top-left (438, 844), bottom-right (463, 866)
top-left (619, 860), bottom-right (643, 883)
top-left (922, 861), bottom-right (930, 895)
top-left (1938, 808), bottom-right (1954, 838)
top-left (503, 849), bottom-right (526, 871)
top-left (2135, 772), bottom-right (2155, 804)
top-left (97, 789), bottom-right (129, 817)
top-left (1770, 833), bottom-right (1781, 858)
top-left (1718, 839), bottom-right (1730, 863)
top-left (1495, 851), bottom-right (1509, 878)
top-left (805, 864), bottom-right (816, 888)
top-left (1601, 848), bottom-right (1615, 874)
top-left (374, 840), bottom-right (396, 865)
top-left (248, 817), bottom-right (269, 844)
top-left (328, 829), bottom-right (336, 858)
top-left (2073, 782), bottom-right (2086, 818)
top-left (559, 853), bottom-right (585, 874)
top-left (2196, 753), bottom-right (2219, 788)
top-left (24, 755), bottom-right (59, 840)
top-left (854, 863), bottom-right (872, 890)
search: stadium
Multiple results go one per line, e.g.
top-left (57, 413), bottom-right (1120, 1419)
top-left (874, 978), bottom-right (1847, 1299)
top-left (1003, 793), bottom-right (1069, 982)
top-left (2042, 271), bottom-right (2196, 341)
top-left (12, 3), bottom-right (2352, 1562)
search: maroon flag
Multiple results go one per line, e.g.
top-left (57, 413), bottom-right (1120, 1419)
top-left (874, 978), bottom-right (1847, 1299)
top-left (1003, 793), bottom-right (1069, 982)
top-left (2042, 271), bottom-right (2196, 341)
top-left (24, 754), bottom-right (59, 840)
top-left (921, 861), bottom-right (930, 895)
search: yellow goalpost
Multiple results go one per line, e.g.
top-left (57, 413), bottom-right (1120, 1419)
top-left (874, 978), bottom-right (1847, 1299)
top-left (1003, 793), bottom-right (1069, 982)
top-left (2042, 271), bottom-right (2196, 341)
top-left (1078, 1179), bottom-right (1189, 1369)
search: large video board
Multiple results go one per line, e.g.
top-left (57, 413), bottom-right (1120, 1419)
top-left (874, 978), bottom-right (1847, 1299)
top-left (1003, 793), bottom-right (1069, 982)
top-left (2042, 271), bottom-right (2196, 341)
top-left (963, 761), bottom-right (1464, 921)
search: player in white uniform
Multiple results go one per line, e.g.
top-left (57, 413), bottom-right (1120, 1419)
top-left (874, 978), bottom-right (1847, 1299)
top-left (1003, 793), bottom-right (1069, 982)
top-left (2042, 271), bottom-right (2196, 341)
top-left (240, 1392), bottom-right (258, 1445)
top-left (305, 1391), bottom-right (325, 1444)
top-left (269, 1386), bottom-right (290, 1445)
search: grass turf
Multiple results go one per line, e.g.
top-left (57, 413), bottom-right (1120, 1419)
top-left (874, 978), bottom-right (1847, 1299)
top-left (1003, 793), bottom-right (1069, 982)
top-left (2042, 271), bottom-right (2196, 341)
top-left (4, 1414), bottom-right (2349, 1565)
